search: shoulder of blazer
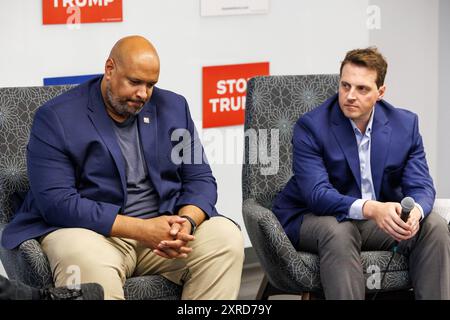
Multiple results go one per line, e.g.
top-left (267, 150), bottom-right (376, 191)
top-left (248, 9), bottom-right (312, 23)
top-left (40, 77), bottom-right (99, 114)
top-left (151, 86), bottom-right (186, 105)
top-left (375, 99), bottom-right (418, 126)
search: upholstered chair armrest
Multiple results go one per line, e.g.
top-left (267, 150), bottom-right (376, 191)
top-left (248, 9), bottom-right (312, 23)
top-left (243, 198), bottom-right (314, 291)
top-left (432, 198), bottom-right (450, 224)
top-left (243, 198), bottom-right (296, 266)
top-left (18, 239), bottom-right (53, 288)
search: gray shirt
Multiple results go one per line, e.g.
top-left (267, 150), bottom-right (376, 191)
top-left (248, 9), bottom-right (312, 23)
top-left (112, 116), bottom-right (160, 218)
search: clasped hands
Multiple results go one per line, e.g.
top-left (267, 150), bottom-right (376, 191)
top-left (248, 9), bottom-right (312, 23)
top-left (146, 215), bottom-right (195, 259)
top-left (363, 200), bottom-right (421, 242)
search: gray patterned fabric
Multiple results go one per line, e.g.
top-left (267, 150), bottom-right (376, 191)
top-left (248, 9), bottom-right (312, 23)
top-left (124, 275), bottom-right (181, 300)
top-left (242, 75), bottom-right (450, 297)
top-left (0, 85), bottom-right (181, 299)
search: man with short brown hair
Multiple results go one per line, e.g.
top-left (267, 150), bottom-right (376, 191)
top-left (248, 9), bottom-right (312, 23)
top-left (273, 47), bottom-right (450, 299)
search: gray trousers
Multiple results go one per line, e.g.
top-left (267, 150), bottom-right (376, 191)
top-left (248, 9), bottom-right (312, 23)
top-left (298, 212), bottom-right (450, 299)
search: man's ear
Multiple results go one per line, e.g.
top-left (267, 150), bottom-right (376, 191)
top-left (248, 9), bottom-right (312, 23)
top-left (377, 84), bottom-right (386, 101)
top-left (104, 58), bottom-right (115, 80)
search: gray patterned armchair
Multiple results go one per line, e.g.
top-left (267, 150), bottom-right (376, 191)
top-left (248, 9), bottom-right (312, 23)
top-left (0, 85), bottom-right (181, 299)
top-left (242, 74), bottom-right (450, 299)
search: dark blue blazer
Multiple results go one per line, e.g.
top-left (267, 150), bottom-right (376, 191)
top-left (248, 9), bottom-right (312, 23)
top-left (273, 94), bottom-right (435, 249)
top-left (2, 77), bottom-right (219, 249)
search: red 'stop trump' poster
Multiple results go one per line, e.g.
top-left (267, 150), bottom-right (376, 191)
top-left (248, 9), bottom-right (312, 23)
top-left (202, 62), bottom-right (270, 128)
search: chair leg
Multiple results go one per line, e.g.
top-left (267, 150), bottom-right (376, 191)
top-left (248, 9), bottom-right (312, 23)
top-left (301, 292), bottom-right (311, 300)
top-left (255, 275), bottom-right (302, 300)
top-left (301, 291), bottom-right (323, 300)
top-left (255, 275), bottom-right (270, 300)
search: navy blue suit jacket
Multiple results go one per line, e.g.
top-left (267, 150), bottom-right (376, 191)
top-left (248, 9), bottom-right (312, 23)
top-left (2, 77), bottom-right (219, 249)
top-left (272, 94), bottom-right (435, 249)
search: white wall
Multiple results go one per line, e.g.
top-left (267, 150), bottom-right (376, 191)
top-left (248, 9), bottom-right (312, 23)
top-left (368, 0), bottom-right (440, 185)
top-left (437, 0), bottom-right (450, 198)
top-left (0, 262), bottom-right (5, 278)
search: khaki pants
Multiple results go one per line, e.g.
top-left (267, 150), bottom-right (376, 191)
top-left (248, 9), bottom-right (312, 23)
top-left (41, 216), bottom-right (244, 300)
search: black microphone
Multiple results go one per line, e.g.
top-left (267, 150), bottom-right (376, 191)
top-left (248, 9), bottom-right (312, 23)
top-left (400, 196), bottom-right (415, 222)
top-left (379, 198), bottom-right (416, 301)
top-left (391, 197), bottom-right (416, 254)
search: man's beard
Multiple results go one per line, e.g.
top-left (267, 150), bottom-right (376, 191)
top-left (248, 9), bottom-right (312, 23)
top-left (105, 84), bottom-right (145, 117)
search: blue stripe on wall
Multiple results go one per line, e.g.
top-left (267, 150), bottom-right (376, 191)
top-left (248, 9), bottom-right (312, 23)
top-left (43, 74), bottom-right (102, 86)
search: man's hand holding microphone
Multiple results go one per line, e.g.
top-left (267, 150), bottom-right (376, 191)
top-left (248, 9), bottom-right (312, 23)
top-left (363, 197), bottom-right (421, 242)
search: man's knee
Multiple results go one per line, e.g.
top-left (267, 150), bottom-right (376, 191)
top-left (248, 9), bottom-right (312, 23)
top-left (195, 217), bottom-right (244, 261)
top-left (40, 228), bottom-right (126, 299)
top-left (421, 212), bottom-right (450, 242)
top-left (41, 229), bottom-right (123, 276)
top-left (319, 221), bottom-right (361, 252)
top-left (41, 228), bottom-right (107, 264)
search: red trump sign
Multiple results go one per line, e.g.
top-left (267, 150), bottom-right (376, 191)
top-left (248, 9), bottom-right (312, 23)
top-left (202, 62), bottom-right (270, 128)
top-left (42, 0), bottom-right (122, 25)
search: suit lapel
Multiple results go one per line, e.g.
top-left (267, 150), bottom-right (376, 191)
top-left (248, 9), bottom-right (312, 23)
top-left (370, 104), bottom-right (391, 199)
top-left (137, 99), bottom-right (162, 195)
top-left (330, 102), bottom-right (361, 189)
top-left (87, 83), bottom-right (127, 198)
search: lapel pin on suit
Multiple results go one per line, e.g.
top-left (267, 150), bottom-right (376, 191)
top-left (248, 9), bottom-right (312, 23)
top-left (143, 117), bottom-right (150, 124)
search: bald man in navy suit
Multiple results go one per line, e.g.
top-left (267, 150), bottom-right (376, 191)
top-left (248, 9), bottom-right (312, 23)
top-left (2, 36), bottom-right (244, 300)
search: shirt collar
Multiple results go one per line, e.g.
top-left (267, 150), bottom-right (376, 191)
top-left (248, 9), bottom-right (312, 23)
top-left (349, 106), bottom-right (375, 136)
